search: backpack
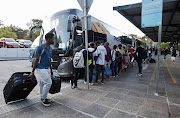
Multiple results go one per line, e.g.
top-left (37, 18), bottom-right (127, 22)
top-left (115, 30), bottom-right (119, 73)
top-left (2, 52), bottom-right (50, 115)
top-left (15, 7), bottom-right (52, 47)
top-left (150, 58), bottom-right (156, 63)
top-left (88, 48), bottom-right (97, 65)
top-left (73, 49), bottom-right (85, 68)
top-left (115, 51), bottom-right (122, 62)
top-left (138, 48), bottom-right (147, 59)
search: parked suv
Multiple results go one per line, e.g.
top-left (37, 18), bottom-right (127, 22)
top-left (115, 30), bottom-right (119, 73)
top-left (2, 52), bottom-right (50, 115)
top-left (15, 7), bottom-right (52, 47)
top-left (0, 38), bottom-right (20, 48)
top-left (17, 39), bottom-right (32, 48)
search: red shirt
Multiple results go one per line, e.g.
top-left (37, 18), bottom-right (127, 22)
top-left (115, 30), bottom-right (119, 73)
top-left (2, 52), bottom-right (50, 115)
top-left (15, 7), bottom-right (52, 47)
top-left (129, 49), bottom-right (135, 56)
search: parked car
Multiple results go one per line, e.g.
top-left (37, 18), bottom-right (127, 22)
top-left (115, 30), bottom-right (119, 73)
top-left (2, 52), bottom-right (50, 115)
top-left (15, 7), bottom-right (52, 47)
top-left (17, 39), bottom-right (32, 48)
top-left (16, 39), bottom-right (24, 43)
top-left (0, 38), bottom-right (20, 48)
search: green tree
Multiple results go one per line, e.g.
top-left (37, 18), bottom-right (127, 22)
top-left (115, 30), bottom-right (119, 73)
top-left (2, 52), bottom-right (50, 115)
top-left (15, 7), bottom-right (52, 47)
top-left (26, 19), bottom-right (43, 29)
top-left (7, 25), bottom-right (28, 39)
top-left (0, 27), bottom-right (18, 39)
top-left (161, 43), bottom-right (170, 49)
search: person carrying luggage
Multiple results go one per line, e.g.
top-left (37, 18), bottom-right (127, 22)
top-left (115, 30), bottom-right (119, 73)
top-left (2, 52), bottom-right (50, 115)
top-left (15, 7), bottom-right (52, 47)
top-left (30, 33), bottom-right (54, 107)
top-left (72, 43), bottom-right (87, 88)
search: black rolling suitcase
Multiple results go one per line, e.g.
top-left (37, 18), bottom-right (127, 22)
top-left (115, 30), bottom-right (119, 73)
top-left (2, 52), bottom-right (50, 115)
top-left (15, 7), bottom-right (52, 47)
top-left (3, 72), bottom-right (37, 104)
top-left (49, 77), bottom-right (61, 94)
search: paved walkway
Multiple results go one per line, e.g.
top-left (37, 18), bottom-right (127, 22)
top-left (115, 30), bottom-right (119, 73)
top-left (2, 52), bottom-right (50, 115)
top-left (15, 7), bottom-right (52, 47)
top-left (0, 55), bottom-right (180, 118)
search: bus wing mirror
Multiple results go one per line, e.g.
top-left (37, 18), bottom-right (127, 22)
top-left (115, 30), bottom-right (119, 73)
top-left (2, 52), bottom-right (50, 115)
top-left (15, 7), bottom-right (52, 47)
top-left (30, 30), bottom-right (33, 38)
top-left (67, 19), bottom-right (71, 32)
top-left (29, 25), bottom-right (42, 39)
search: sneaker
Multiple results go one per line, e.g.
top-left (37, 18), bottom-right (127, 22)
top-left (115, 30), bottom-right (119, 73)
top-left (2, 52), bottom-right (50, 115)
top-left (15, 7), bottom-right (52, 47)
top-left (84, 81), bottom-right (87, 84)
top-left (74, 86), bottom-right (79, 89)
top-left (101, 82), bottom-right (105, 84)
top-left (70, 80), bottom-right (74, 89)
top-left (138, 73), bottom-right (142, 76)
top-left (110, 76), bottom-right (115, 77)
top-left (45, 98), bottom-right (52, 103)
top-left (41, 99), bottom-right (50, 107)
top-left (89, 83), bottom-right (93, 85)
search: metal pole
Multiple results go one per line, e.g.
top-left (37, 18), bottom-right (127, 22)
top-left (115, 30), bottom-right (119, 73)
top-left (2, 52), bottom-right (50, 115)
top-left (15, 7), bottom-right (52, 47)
top-left (155, 25), bottom-right (162, 96)
top-left (84, 0), bottom-right (89, 89)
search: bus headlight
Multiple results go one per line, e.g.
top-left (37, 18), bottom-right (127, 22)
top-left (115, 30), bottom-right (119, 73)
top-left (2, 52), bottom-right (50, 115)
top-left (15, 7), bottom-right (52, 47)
top-left (62, 57), bottom-right (72, 63)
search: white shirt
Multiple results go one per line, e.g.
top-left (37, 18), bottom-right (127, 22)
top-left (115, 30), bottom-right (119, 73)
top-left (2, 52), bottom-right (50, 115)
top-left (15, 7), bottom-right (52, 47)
top-left (88, 47), bottom-right (97, 65)
top-left (96, 45), bottom-right (107, 65)
top-left (111, 49), bottom-right (116, 61)
top-left (148, 50), bottom-right (151, 54)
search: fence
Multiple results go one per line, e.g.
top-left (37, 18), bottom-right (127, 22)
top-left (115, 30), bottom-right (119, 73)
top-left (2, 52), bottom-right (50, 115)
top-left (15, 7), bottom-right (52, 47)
top-left (0, 48), bottom-right (30, 60)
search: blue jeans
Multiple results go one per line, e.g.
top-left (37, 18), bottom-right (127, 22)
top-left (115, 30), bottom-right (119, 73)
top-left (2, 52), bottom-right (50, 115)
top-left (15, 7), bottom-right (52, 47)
top-left (111, 60), bottom-right (118, 76)
top-left (37, 68), bottom-right (52, 100)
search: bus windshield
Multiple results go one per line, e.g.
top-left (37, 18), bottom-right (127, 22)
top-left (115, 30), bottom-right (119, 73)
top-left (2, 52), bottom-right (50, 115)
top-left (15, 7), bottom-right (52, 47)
top-left (42, 13), bottom-right (70, 50)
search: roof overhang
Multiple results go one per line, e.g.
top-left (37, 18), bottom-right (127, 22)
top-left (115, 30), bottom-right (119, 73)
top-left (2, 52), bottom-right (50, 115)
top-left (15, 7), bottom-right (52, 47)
top-left (113, 0), bottom-right (180, 42)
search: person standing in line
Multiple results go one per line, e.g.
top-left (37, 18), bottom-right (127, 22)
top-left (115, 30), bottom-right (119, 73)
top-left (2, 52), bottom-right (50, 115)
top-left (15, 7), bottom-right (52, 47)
top-left (30, 33), bottom-right (54, 107)
top-left (148, 48), bottom-right (152, 62)
top-left (104, 42), bottom-right (111, 80)
top-left (136, 42), bottom-right (144, 76)
top-left (111, 45), bottom-right (118, 77)
top-left (164, 48), bottom-right (168, 59)
top-left (129, 47), bottom-right (135, 57)
top-left (170, 47), bottom-right (173, 55)
top-left (86, 42), bottom-right (96, 85)
top-left (117, 44), bottom-right (124, 72)
top-left (94, 41), bottom-right (107, 84)
top-left (171, 46), bottom-right (177, 61)
top-left (129, 47), bottom-right (135, 64)
top-left (72, 43), bottom-right (87, 89)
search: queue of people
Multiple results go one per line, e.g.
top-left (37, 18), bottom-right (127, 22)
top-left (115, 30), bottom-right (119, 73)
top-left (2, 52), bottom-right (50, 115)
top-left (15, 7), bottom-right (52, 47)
top-left (71, 41), bottom-right (147, 89)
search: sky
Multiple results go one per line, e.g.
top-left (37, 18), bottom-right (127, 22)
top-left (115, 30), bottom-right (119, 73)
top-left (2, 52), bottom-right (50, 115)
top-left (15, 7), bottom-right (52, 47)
top-left (0, 0), bottom-right (144, 37)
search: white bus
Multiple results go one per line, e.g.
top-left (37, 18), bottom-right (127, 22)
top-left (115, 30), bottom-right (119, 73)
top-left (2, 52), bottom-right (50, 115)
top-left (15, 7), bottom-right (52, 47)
top-left (30, 9), bottom-right (133, 78)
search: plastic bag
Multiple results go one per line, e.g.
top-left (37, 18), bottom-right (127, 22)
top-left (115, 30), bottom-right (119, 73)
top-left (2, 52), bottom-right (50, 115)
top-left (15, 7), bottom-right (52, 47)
top-left (92, 74), bottom-right (96, 80)
top-left (105, 65), bottom-right (111, 76)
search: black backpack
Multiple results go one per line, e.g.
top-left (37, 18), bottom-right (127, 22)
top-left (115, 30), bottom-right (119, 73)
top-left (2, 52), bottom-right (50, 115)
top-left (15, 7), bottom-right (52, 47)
top-left (150, 58), bottom-right (156, 63)
top-left (115, 51), bottom-right (122, 62)
top-left (88, 48), bottom-right (97, 65)
top-left (138, 48), bottom-right (147, 59)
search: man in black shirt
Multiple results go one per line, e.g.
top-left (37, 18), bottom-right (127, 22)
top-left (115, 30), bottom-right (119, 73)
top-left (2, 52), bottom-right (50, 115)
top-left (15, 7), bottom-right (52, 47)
top-left (136, 42), bottom-right (144, 76)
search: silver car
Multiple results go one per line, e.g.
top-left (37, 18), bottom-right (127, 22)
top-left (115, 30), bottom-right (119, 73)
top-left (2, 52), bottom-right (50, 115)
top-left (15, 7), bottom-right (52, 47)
top-left (17, 39), bottom-right (32, 48)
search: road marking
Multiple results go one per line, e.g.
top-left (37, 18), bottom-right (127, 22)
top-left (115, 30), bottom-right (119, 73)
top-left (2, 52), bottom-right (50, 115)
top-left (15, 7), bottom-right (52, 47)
top-left (169, 58), bottom-right (180, 68)
top-left (152, 62), bottom-right (158, 80)
top-left (163, 59), bottom-right (177, 83)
